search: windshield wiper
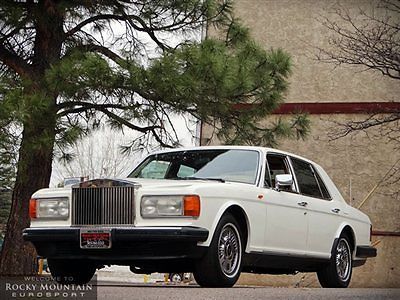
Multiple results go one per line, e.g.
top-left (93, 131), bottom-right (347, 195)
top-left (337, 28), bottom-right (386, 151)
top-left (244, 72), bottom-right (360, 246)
top-left (182, 176), bottom-right (225, 183)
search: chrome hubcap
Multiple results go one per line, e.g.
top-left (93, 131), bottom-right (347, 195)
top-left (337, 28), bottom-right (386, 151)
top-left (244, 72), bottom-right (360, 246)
top-left (336, 238), bottom-right (351, 281)
top-left (218, 223), bottom-right (241, 277)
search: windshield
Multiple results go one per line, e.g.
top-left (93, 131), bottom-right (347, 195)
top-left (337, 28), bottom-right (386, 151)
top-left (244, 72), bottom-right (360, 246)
top-left (128, 149), bottom-right (260, 185)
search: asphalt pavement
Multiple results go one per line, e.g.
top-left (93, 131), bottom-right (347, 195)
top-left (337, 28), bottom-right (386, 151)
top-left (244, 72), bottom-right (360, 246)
top-left (30, 266), bottom-right (399, 300)
top-left (94, 266), bottom-right (399, 300)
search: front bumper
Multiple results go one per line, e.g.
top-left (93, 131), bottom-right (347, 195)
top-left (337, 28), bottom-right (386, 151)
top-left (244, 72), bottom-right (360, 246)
top-left (23, 226), bottom-right (209, 262)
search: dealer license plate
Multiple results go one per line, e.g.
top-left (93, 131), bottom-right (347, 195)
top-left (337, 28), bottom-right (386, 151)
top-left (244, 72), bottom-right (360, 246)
top-left (80, 229), bottom-right (112, 249)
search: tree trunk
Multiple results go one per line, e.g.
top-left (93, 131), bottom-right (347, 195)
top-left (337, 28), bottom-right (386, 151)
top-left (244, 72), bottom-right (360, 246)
top-left (0, 97), bottom-right (56, 275)
top-left (0, 0), bottom-right (64, 275)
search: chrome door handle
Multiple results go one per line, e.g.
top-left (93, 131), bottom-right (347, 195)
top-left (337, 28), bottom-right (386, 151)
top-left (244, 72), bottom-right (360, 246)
top-left (297, 201), bottom-right (308, 207)
top-left (331, 208), bottom-right (340, 214)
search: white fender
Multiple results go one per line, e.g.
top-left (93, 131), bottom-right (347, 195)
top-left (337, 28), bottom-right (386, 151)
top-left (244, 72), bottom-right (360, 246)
top-left (198, 201), bottom-right (250, 250)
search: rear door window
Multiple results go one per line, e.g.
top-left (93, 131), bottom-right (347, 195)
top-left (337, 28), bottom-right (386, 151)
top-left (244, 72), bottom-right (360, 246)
top-left (290, 158), bottom-right (323, 199)
top-left (313, 167), bottom-right (331, 200)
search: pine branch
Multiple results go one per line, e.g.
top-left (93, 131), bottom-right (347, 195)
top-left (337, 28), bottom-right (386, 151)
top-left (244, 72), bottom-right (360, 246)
top-left (97, 108), bottom-right (173, 148)
top-left (0, 19), bottom-right (28, 44)
top-left (65, 14), bottom-right (151, 37)
top-left (119, 11), bottom-right (170, 51)
top-left (57, 101), bottom-right (130, 115)
top-left (65, 14), bottom-right (127, 37)
top-left (65, 13), bottom-right (169, 51)
top-left (65, 43), bottom-right (124, 64)
top-left (0, 44), bottom-right (33, 78)
top-left (57, 101), bottom-right (174, 148)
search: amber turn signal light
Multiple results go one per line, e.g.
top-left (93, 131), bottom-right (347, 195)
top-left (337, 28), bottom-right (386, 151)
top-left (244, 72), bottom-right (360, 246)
top-left (29, 198), bottom-right (37, 219)
top-left (183, 195), bottom-right (200, 217)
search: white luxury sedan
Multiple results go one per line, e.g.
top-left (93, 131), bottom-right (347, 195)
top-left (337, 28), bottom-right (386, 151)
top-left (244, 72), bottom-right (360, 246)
top-left (24, 146), bottom-right (376, 287)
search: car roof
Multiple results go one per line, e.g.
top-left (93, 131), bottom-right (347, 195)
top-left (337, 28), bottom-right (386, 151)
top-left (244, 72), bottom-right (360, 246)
top-left (149, 145), bottom-right (318, 167)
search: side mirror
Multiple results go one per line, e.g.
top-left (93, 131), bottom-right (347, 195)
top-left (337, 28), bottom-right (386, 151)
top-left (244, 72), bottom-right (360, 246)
top-left (275, 174), bottom-right (293, 191)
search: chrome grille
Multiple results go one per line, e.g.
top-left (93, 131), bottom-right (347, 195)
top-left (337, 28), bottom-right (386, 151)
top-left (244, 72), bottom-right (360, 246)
top-left (72, 186), bottom-right (135, 225)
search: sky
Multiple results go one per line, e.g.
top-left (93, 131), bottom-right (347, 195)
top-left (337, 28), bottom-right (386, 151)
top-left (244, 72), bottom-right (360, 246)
top-left (50, 115), bottom-right (199, 187)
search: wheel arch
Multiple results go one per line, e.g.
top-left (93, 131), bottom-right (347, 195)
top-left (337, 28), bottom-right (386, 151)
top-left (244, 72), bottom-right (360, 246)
top-left (223, 205), bottom-right (250, 250)
top-left (340, 225), bottom-right (356, 252)
top-left (319, 224), bottom-right (355, 288)
top-left (332, 223), bottom-right (356, 257)
top-left (205, 202), bottom-right (250, 251)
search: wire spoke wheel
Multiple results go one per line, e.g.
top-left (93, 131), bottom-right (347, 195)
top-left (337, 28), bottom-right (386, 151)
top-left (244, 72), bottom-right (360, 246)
top-left (193, 214), bottom-right (243, 287)
top-left (218, 223), bottom-right (241, 278)
top-left (335, 239), bottom-right (351, 281)
top-left (317, 233), bottom-right (353, 288)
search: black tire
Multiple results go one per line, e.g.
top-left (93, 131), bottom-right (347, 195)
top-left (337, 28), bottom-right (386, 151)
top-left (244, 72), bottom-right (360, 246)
top-left (317, 234), bottom-right (353, 288)
top-left (193, 214), bottom-right (243, 287)
top-left (48, 259), bottom-right (96, 285)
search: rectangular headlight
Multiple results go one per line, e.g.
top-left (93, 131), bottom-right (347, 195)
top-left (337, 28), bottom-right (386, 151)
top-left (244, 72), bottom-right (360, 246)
top-left (141, 195), bottom-right (200, 218)
top-left (34, 198), bottom-right (69, 219)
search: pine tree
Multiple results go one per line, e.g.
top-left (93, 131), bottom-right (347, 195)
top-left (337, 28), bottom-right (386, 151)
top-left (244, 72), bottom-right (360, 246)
top-left (0, 0), bottom-right (309, 275)
top-left (0, 190), bottom-right (12, 234)
top-left (0, 117), bottom-right (16, 237)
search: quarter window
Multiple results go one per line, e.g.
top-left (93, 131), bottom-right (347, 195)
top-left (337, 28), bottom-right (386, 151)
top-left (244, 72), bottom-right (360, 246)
top-left (290, 158), bottom-right (322, 198)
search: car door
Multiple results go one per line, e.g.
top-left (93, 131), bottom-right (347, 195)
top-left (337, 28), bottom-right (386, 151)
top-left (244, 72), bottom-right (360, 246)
top-left (289, 157), bottom-right (342, 258)
top-left (263, 153), bottom-right (308, 255)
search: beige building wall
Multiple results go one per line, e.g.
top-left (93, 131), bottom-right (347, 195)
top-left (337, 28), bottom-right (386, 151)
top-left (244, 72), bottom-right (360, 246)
top-left (230, 0), bottom-right (400, 103)
top-left (203, 0), bottom-right (400, 288)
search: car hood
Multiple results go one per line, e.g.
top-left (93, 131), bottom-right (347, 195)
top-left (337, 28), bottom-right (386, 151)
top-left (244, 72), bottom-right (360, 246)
top-left (71, 177), bottom-right (224, 189)
top-left (124, 177), bottom-right (220, 189)
top-left (32, 177), bottom-right (228, 198)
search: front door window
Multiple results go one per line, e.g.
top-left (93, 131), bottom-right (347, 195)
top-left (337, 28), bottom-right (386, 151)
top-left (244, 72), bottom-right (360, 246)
top-left (265, 154), bottom-right (293, 192)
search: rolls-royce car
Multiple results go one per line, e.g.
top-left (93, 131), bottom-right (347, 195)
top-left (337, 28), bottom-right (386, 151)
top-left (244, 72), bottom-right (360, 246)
top-left (23, 146), bottom-right (376, 287)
